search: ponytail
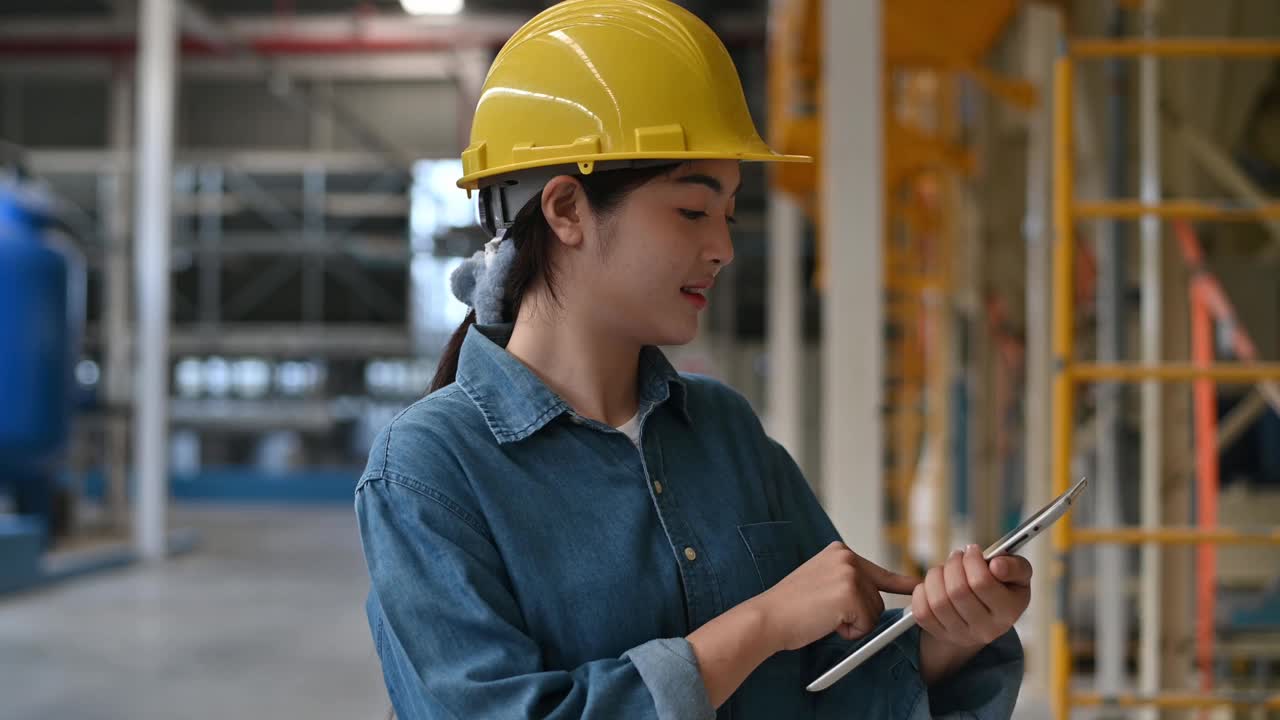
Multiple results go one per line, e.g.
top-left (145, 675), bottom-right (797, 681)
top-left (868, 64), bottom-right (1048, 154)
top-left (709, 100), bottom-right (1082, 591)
top-left (426, 162), bottom-right (681, 394)
top-left (428, 308), bottom-right (477, 393)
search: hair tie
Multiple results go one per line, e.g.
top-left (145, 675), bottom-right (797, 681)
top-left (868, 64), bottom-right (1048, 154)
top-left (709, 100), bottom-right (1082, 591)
top-left (449, 234), bottom-right (516, 325)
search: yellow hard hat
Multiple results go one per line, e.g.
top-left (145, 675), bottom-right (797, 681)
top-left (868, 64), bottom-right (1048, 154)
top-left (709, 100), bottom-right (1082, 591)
top-left (457, 0), bottom-right (811, 191)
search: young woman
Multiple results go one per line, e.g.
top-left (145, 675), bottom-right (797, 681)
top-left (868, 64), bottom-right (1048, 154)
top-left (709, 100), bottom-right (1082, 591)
top-left (356, 1), bottom-right (1030, 718)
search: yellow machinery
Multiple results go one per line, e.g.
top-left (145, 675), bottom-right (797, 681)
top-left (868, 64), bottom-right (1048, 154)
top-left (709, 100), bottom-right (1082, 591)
top-left (1050, 37), bottom-right (1280, 718)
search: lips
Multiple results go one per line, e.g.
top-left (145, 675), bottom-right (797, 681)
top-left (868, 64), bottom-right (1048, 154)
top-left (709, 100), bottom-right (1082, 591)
top-left (680, 286), bottom-right (709, 309)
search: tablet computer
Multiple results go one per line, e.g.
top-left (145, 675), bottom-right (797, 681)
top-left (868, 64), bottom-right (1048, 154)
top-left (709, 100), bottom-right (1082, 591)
top-left (806, 476), bottom-right (1089, 692)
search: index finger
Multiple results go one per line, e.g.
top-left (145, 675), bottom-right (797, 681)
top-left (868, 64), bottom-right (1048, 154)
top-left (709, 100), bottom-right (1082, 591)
top-left (858, 556), bottom-right (921, 595)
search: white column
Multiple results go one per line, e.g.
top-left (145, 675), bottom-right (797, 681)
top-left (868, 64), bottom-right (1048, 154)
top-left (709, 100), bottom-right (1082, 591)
top-left (133, 0), bottom-right (179, 560)
top-left (1138, 2), bottom-right (1164, 717)
top-left (821, 0), bottom-right (884, 562)
top-left (767, 191), bottom-right (804, 457)
top-left (1021, 4), bottom-right (1062, 699)
top-left (1095, 6), bottom-right (1130, 697)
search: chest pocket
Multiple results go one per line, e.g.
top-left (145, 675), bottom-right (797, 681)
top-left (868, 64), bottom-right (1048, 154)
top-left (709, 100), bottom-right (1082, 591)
top-left (733, 520), bottom-right (815, 704)
top-left (737, 520), bottom-right (805, 592)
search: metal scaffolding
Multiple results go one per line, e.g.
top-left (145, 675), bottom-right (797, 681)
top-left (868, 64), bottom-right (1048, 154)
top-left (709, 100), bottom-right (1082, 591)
top-left (1050, 36), bottom-right (1280, 719)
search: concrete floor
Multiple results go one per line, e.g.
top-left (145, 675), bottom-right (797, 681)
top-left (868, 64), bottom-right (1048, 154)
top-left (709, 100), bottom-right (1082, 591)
top-left (0, 505), bottom-right (388, 720)
top-left (0, 504), bottom-right (1065, 720)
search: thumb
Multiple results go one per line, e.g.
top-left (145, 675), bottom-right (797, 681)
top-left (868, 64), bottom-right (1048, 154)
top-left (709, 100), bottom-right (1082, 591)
top-left (991, 556), bottom-right (1033, 586)
top-left (861, 558), bottom-right (920, 595)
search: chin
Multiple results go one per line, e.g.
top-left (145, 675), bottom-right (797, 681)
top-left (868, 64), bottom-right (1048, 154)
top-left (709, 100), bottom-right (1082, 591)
top-left (651, 319), bottom-right (699, 347)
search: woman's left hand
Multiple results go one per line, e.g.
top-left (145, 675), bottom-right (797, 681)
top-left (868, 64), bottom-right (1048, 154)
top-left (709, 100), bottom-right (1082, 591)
top-left (912, 544), bottom-right (1032, 651)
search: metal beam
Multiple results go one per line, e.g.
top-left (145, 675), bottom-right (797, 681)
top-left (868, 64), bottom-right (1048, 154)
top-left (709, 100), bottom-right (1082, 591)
top-left (1137, 3), bottom-right (1163, 716)
top-left (197, 165), bottom-right (222, 327)
top-left (101, 63), bottom-right (133, 533)
top-left (179, 2), bottom-right (421, 176)
top-left (170, 398), bottom-right (336, 432)
top-left (1165, 110), bottom-right (1280, 261)
top-left (0, 11), bottom-right (761, 50)
top-left (1095, 6), bottom-right (1130, 696)
top-left (327, 261), bottom-right (403, 321)
top-left (1218, 391), bottom-right (1270, 449)
top-left (766, 189), bottom-right (804, 457)
top-left (88, 324), bottom-right (412, 357)
top-left (171, 232), bottom-right (410, 260)
top-left (27, 148), bottom-right (409, 175)
top-left (821, 0), bottom-right (884, 561)
top-left (170, 325), bottom-right (407, 356)
top-left (302, 166), bottom-right (326, 324)
top-left (1020, 3), bottom-right (1060, 701)
top-left (102, 66), bottom-right (133, 409)
top-left (0, 54), bottom-right (458, 81)
top-left (0, 13), bottom-right (526, 48)
top-left (133, 0), bottom-right (177, 561)
top-left (221, 168), bottom-right (299, 231)
top-left (224, 259), bottom-right (299, 321)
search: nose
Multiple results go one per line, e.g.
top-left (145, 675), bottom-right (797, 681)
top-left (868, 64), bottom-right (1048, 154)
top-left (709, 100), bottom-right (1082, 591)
top-left (705, 223), bottom-right (735, 269)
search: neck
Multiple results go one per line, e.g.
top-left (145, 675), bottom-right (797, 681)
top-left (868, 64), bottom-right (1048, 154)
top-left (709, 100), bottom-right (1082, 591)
top-left (504, 297), bottom-right (642, 427)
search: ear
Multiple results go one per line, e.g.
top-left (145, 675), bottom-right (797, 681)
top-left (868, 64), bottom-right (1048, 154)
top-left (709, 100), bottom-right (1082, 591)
top-left (541, 175), bottom-right (587, 248)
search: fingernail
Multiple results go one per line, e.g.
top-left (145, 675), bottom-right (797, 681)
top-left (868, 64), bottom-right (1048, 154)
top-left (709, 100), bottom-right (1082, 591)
top-left (967, 543), bottom-right (980, 553)
top-left (951, 548), bottom-right (963, 557)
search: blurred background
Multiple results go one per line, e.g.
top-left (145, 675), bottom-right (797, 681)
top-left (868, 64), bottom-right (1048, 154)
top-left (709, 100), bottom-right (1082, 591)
top-left (1, 0), bottom-right (1279, 718)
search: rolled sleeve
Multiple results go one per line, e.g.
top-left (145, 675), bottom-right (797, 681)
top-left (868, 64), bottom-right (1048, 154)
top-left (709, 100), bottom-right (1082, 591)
top-left (922, 627), bottom-right (1024, 718)
top-left (625, 637), bottom-right (716, 720)
top-left (356, 472), bottom-right (712, 720)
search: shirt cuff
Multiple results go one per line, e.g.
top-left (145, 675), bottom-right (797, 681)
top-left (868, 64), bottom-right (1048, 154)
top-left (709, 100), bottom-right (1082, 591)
top-left (624, 637), bottom-right (717, 720)
top-left (919, 626), bottom-right (1025, 717)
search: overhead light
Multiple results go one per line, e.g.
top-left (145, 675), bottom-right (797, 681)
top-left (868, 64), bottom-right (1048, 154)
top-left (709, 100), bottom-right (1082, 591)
top-left (400, 0), bottom-right (464, 15)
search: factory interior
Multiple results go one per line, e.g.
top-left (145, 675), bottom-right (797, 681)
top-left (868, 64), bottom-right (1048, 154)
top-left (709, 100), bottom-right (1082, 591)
top-left (2, 0), bottom-right (1280, 718)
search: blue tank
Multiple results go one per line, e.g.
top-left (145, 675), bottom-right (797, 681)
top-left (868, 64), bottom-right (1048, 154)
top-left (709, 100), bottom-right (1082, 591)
top-left (0, 182), bottom-right (83, 475)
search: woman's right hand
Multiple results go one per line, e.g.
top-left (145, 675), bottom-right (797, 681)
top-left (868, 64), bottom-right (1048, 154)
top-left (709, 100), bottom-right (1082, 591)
top-left (752, 541), bottom-right (920, 652)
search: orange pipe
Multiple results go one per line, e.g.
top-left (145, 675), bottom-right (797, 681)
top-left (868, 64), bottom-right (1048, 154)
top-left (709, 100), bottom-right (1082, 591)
top-left (1175, 220), bottom-right (1262, 361)
top-left (1190, 279), bottom-right (1218, 695)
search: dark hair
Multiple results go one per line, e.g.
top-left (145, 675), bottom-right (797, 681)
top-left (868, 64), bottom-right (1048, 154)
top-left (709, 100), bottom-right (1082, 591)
top-left (428, 163), bottom-right (678, 393)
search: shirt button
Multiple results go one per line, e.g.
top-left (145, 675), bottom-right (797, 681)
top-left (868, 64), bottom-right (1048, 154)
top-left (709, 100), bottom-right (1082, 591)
top-left (653, 481), bottom-right (663, 494)
top-left (684, 547), bottom-right (697, 561)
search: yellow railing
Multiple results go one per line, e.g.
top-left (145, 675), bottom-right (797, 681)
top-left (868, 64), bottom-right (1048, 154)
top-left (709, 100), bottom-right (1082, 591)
top-left (1051, 37), bottom-right (1280, 719)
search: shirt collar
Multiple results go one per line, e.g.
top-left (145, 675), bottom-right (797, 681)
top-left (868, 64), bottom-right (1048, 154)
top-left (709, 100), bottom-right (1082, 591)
top-left (455, 323), bottom-right (691, 444)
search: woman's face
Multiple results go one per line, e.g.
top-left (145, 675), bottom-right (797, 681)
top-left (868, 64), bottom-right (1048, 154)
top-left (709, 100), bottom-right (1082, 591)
top-left (575, 160), bottom-right (740, 347)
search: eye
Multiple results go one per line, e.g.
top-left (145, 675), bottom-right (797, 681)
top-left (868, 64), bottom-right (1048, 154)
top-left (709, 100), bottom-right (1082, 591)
top-left (726, 215), bottom-right (738, 225)
top-left (679, 209), bottom-right (708, 221)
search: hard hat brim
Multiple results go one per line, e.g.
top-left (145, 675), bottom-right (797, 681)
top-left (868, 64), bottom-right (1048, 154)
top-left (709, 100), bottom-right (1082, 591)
top-left (457, 151), bottom-right (813, 191)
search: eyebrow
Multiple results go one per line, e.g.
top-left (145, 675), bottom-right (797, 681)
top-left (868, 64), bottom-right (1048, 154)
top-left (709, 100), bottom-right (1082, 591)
top-left (674, 174), bottom-right (743, 197)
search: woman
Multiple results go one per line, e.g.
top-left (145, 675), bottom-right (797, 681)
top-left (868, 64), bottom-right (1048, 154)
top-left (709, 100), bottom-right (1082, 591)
top-left (356, 1), bottom-right (1030, 718)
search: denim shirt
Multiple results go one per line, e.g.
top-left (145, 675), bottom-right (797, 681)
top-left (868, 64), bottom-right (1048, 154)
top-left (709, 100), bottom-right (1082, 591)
top-left (355, 323), bottom-right (1024, 719)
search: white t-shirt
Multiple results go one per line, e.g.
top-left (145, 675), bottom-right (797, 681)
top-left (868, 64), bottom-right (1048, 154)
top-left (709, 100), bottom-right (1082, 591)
top-left (616, 412), bottom-right (642, 448)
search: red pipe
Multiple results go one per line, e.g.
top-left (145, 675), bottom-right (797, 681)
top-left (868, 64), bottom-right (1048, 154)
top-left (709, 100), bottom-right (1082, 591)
top-left (0, 21), bottom-right (760, 58)
top-left (1190, 261), bottom-right (1218, 697)
top-left (1176, 219), bottom-right (1261, 360)
top-left (0, 34), bottom-right (503, 57)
